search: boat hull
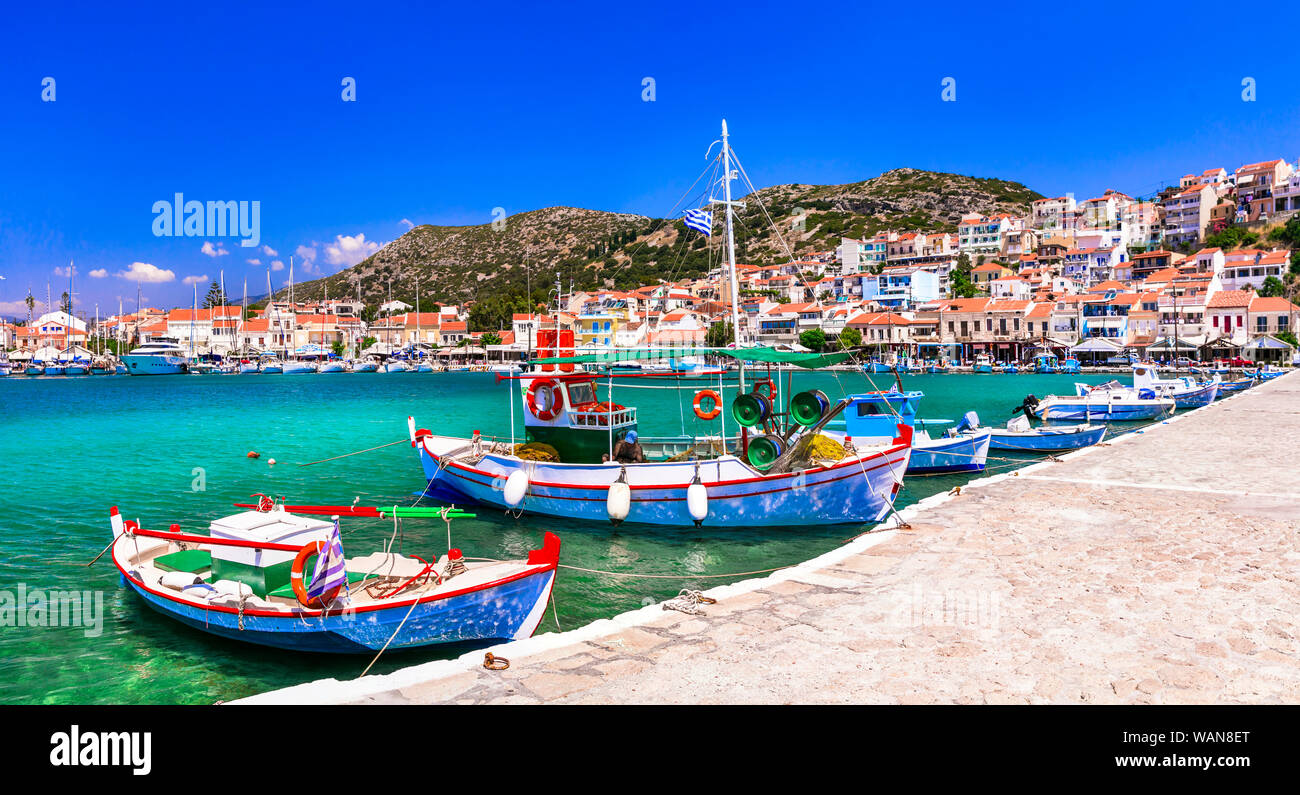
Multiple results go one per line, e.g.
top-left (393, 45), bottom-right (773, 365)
top-left (989, 424), bottom-right (1106, 451)
top-left (415, 431), bottom-right (913, 528)
top-left (1171, 383), bottom-right (1218, 409)
top-left (116, 547), bottom-right (558, 654)
top-left (1036, 399), bottom-right (1172, 421)
top-left (906, 431), bottom-right (991, 474)
top-left (121, 354), bottom-right (187, 375)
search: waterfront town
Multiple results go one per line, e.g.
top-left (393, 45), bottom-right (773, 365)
top-left (4, 157), bottom-right (1299, 370)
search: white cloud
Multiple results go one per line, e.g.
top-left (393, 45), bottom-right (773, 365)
top-left (89, 268), bottom-right (108, 278)
top-left (0, 299), bottom-right (43, 314)
top-left (271, 260), bottom-right (285, 272)
top-left (117, 262), bottom-right (175, 283)
top-left (262, 245), bottom-right (277, 257)
top-left (54, 265), bottom-right (75, 277)
top-left (325, 233), bottom-right (381, 267)
top-left (246, 258), bottom-right (261, 265)
top-left (183, 274), bottom-right (209, 286)
top-left (201, 241), bottom-right (229, 257)
top-left (400, 218), bottom-right (414, 229)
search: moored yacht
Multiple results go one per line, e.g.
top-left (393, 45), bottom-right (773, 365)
top-left (122, 338), bottom-right (189, 375)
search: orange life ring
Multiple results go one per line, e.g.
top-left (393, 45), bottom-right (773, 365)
top-left (290, 541), bottom-right (341, 609)
top-left (693, 389), bottom-right (722, 420)
top-left (525, 378), bottom-right (564, 421)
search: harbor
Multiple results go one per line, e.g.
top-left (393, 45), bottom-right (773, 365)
top-left (0, 366), bottom-right (1238, 704)
top-left (241, 370), bottom-right (1300, 705)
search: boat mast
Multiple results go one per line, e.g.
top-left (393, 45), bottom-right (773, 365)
top-left (713, 118), bottom-right (746, 389)
top-left (190, 282), bottom-right (197, 360)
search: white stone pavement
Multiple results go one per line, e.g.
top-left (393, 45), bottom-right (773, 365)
top-left (240, 373), bottom-right (1300, 705)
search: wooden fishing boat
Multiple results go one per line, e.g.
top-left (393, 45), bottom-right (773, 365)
top-left (107, 502), bottom-right (559, 653)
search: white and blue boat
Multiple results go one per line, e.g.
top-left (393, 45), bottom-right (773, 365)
top-left (1129, 364), bottom-right (1219, 409)
top-left (1028, 384), bottom-right (1174, 422)
top-left (988, 415), bottom-right (1106, 452)
top-left (972, 354), bottom-right (993, 373)
top-left (107, 503), bottom-right (560, 654)
top-left (1216, 375), bottom-right (1256, 395)
top-left (414, 355), bottom-right (914, 527)
top-left (1255, 366), bottom-right (1286, 381)
top-left (1060, 357), bottom-right (1081, 375)
top-left (828, 392), bottom-right (990, 475)
top-left (121, 338), bottom-right (188, 375)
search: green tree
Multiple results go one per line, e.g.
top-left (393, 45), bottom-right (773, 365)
top-left (361, 335), bottom-right (377, 350)
top-left (1277, 330), bottom-right (1299, 348)
top-left (1259, 276), bottom-right (1285, 298)
top-left (480, 331), bottom-right (503, 346)
top-left (203, 281), bottom-right (224, 308)
top-left (799, 327), bottom-right (826, 352)
top-left (25, 293), bottom-right (35, 318)
top-left (706, 321), bottom-right (733, 348)
top-left (838, 326), bottom-right (862, 349)
top-left (331, 340), bottom-right (346, 357)
top-left (60, 291), bottom-right (71, 314)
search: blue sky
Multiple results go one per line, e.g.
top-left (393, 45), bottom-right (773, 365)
top-left (2, 1), bottom-right (1298, 316)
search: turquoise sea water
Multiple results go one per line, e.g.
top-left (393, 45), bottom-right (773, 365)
top-left (0, 369), bottom-right (1132, 704)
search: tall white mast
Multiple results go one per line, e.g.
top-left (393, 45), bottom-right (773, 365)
top-left (710, 118), bottom-right (747, 389)
top-left (190, 281), bottom-right (197, 359)
top-left (240, 277), bottom-right (247, 354)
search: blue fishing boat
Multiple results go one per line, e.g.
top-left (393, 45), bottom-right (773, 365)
top-left (1060, 357), bottom-right (1081, 375)
top-left (1216, 376), bottom-right (1256, 395)
top-left (972, 354), bottom-right (993, 373)
top-left (988, 416), bottom-right (1106, 451)
top-left (108, 504), bottom-right (560, 654)
top-left (1033, 353), bottom-right (1060, 374)
top-left (1255, 366), bottom-right (1285, 381)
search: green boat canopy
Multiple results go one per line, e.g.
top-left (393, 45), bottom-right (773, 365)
top-left (530, 346), bottom-right (856, 370)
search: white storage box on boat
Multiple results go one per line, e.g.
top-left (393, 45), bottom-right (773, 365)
top-left (207, 509), bottom-right (335, 597)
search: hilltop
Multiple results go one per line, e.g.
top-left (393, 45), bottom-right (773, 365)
top-left (284, 169), bottom-right (1043, 307)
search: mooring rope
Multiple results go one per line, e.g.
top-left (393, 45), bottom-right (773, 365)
top-left (298, 439), bottom-right (408, 467)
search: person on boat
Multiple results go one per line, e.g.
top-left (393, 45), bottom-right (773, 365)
top-left (605, 430), bottom-right (646, 464)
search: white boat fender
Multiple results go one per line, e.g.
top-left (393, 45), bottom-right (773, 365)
top-left (159, 571), bottom-right (203, 591)
top-left (503, 469), bottom-right (529, 507)
top-left (686, 466), bottom-right (708, 526)
top-left (607, 468), bottom-right (631, 525)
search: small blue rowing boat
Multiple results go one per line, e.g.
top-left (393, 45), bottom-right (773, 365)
top-left (988, 419), bottom-right (1106, 452)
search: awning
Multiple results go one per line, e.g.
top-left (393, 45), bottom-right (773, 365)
top-left (1146, 336), bottom-right (1199, 352)
top-left (1071, 337), bottom-right (1122, 353)
top-left (1199, 336), bottom-right (1241, 350)
top-left (1243, 335), bottom-right (1295, 351)
top-left (531, 345), bottom-right (855, 370)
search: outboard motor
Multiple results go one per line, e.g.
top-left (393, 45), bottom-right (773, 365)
top-left (954, 410), bottom-right (980, 434)
top-left (1011, 394), bottom-right (1040, 417)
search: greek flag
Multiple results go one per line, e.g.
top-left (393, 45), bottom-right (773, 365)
top-left (308, 518), bottom-right (348, 601)
top-left (683, 208), bottom-right (713, 236)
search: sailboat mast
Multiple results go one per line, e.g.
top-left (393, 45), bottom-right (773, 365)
top-left (191, 282), bottom-right (197, 359)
